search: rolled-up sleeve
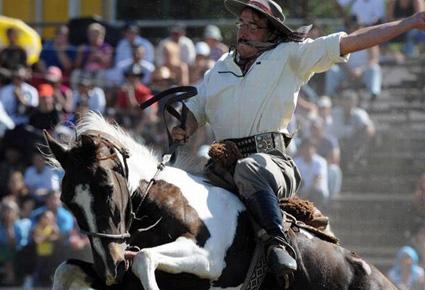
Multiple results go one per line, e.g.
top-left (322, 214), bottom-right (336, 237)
top-left (290, 32), bottom-right (350, 83)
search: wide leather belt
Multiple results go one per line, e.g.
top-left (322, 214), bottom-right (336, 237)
top-left (223, 132), bottom-right (290, 158)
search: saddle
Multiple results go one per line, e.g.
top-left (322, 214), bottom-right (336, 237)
top-left (205, 142), bottom-right (338, 290)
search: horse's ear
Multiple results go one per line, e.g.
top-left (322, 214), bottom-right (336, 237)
top-left (43, 130), bottom-right (69, 167)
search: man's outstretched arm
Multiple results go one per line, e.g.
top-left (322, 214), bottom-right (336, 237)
top-left (340, 11), bottom-right (425, 56)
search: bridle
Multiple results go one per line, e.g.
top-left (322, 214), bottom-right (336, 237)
top-left (76, 131), bottom-right (137, 241)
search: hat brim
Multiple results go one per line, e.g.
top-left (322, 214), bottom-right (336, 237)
top-left (224, 0), bottom-right (293, 35)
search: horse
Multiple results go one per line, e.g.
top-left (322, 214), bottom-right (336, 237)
top-left (45, 112), bottom-right (397, 290)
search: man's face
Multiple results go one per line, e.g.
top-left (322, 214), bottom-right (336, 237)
top-left (237, 8), bottom-right (270, 58)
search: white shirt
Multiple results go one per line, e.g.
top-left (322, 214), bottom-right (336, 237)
top-left (330, 106), bottom-right (374, 139)
top-left (339, 0), bottom-right (385, 25)
top-left (24, 165), bottom-right (60, 195)
top-left (71, 87), bottom-right (106, 113)
top-left (115, 36), bottom-right (155, 64)
top-left (186, 32), bottom-right (349, 140)
top-left (0, 83), bottom-right (39, 126)
top-left (294, 154), bottom-right (329, 198)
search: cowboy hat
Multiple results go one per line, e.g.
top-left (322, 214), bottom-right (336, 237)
top-left (224, 0), bottom-right (294, 35)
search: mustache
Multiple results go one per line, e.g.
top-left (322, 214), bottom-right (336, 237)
top-left (238, 38), bottom-right (253, 46)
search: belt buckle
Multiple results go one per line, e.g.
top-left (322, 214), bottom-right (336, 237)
top-left (255, 133), bottom-right (274, 153)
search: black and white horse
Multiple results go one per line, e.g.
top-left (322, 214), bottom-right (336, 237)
top-left (45, 112), bottom-right (397, 290)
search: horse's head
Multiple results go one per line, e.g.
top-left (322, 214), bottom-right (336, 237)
top-left (44, 131), bottom-right (133, 285)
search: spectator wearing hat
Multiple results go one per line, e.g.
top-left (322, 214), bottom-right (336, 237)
top-left (156, 23), bottom-right (196, 67)
top-left (39, 25), bottom-right (77, 78)
top-left (28, 84), bottom-right (60, 132)
top-left (190, 42), bottom-right (215, 85)
top-left (170, 0), bottom-right (425, 281)
top-left (44, 66), bottom-right (73, 113)
top-left (203, 25), bottom-right (229, 61)
top-left (0, 66), bottom-right (38, 127)
top-left (150, 66), bottom-right (176, 95)
top-left (115, 23), bottom-right (155, 65)
top-left (71, 73), bottom-right (106, 114)
top-left (106, 45), bottom-right (155, 87)
top-left (116, 63), bottom-right (154, 120)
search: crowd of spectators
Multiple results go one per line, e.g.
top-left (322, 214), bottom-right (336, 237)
top-left (0, 1), bottom-right (424, 286)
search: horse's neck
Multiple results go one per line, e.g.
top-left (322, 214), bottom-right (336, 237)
top-left (127, 148), bottom-right (159, 194)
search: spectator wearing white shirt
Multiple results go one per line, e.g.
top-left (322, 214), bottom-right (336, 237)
top-left (0, 66), bottom-right (38, 126)
top-left (24, 152), bottom-right (60, 204)
top-left (337, 0), bottom-right (386, 26)
top-left (71, 73), bottom-right (106, 114)
top-left (105, 45), bottom-right (155, 87)
top-left (329, 90), bottom-right (375, 170)
top-left (294, 138), bottom-right (329, 206)
top-left (325, 17), bottom-right (382, 101)
top-left (114, 23), bottom-right (155, 65)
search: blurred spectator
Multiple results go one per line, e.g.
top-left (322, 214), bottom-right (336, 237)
top-left (329, 90), bottom-right (375, 171)
top-left (294, 138), bottom-right (329, 207)
top-left (190, 42), bottom-right (215, 85)
top-left (0, 66), bottom-right (38, 126)
top-left (31, 210), bottom-right (59, 287)
top-left (325, 17), bottom-right (382, 101)
top-left (2, 170), bottom-right (29, 206)
top-left (413, 173), bottom-right (425, 220)
top-left (336, 0), bottom-right (385, 26)
top-left (410, 224), bottom-right (425, 268)
top-left (71, 72), bottom-right (106, 114)
top-left (43, 66), bottom-right (73, 114)
top-left (0, 100), bottom-right (15, 137)
top-left (308, 118), bottom-right (342, 199)
top-left (156, 24), bottom-right (196, 66)
top-left (0, 146), bottom-right (25, 197)
top-left (387, 0), bottom-right (425, 58)
top-left (115, 23), bottom-right (154, 65)
top-left (0, 199), bottom-right (31, 286)
top-left (388, 246), bottom-right (425, 290)
top-left (150, 66), bottom-right (175, 94)
top-left (73, 23), bottom-right (113, 87)
top-left (23, 152), bottom-right (60, 204)
top-left (106, 45), bottom-right (155, 87)
top-left (39, 25), bottom-right (76, 78)
top-left (0, 27), bottom-right (27, 72)
top-left (317, 96), bottom-right (335, 137)
top-left (30, 190), bottom-right (73, 239)
top-left (116, 63), bottom-right (154, 121)
top-left (28, 84), bottom-right (60, 132)
top-left (203, 25), bottom-right (228, 61)
top-left (160, 40), bottom-right (189, 86)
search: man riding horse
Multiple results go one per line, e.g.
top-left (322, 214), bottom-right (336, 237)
top-left (171, 0), bottom-right (425, 285)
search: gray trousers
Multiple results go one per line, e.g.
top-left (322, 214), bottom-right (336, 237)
top-left (233, 150), bottom-right (301, 200)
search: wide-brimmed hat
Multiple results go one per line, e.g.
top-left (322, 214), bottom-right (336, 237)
top-left (124, 63), bottom-right (144, 77)
top-left (224, 0), bottom-right (293, 35)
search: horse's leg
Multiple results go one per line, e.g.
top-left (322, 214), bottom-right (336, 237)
top-left (131, 236), bottom-right (212, 290)
top-left (52, 259), bottom-right (104, 290)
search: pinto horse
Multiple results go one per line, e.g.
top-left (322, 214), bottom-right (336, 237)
top-left (45, 112), bottom-right (397, 290)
